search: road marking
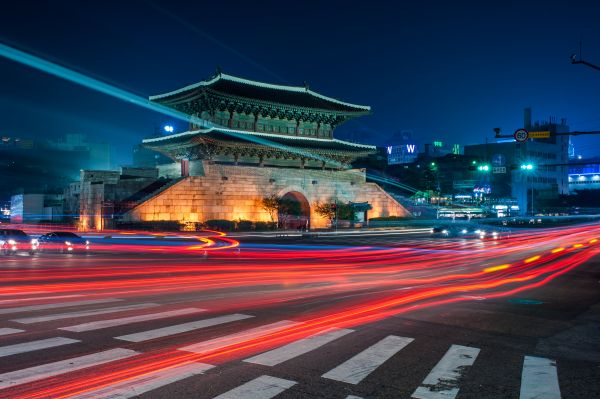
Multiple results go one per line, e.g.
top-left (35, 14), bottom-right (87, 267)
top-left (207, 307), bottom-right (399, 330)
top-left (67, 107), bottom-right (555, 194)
top-left (347, 396), bottom-right (364, 399)
top-left (59, 308), bottom-right (205, 332)
top-left (0, 337), bottom-right (79, 358)
top-left (520, 355), bottom-right (561, 399)
top-left (323, 335), bottom-right (413, 384)
top-left (0, 298), bottom-right (122, 315)
top-left (412, 344), bottom-right (480, 399)
top-left (13, 303), bottom-right (160, 324)
top-left (179, 320), bottom-right (301, 354)
top-left (67, 361), bottom-right (214, 398)
top-left (213, 375), bottom-right (296, 399)
top-left (116, 314), bottom-right (254, 342)
top-left (0, 348), bottom-right (138, 389)
top-left (245, 327), bottom-right (353, 366)
top-left (0, 294), bottom-right (83, 305)
top-left (0, 328), bottom-right (24, 336)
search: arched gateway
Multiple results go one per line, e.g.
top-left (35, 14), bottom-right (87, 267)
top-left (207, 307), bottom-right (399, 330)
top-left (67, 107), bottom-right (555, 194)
top-left (279, 191), bottom-right (310, 230)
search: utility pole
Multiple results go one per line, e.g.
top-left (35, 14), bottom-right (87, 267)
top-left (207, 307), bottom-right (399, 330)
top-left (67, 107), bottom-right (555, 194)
top-left (571, 41), bottom-right (600, 72)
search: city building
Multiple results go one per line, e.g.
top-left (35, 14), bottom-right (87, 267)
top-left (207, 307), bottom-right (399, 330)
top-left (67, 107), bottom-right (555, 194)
top-left (385, 130), bottom-right (462, 166)
top-left (10, 193), bottom-right (64, 223)
top-left (464, 109), bottom-right (569, 215)
top-left (568, 157), bottom-right (600, 192)
top-left (0, 133), bottom-right (112, 205)
top-left (384, 130), bottom-right (420, 165)
top-left (79, 71), bottom-right (408, 230)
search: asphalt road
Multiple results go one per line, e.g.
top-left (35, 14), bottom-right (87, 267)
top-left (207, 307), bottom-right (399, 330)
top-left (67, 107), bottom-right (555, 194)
top-left (0, 225), bottom-right (599, 399)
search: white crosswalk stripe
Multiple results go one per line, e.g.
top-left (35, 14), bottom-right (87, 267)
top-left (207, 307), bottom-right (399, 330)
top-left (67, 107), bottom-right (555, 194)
top-left (116, 313), bottom-right (254, 342)
top-left (0, 337), bottom-right (79, 357)
top-left (323, 335), bottom-right (413, 384)
top-left (0, 328), bottom-right (24, 336)
top-left (213, 375), bottom-right (296, 399)
top-left (59, 308), bottom-right (205, 332)
top-left (12, 303), bottom-right (160, 324)
top-left (0, 348), bottom-right (139, 389)
top-left (66, 361), bottom-right (214, 398)
top-left (520, 355), bottom-right (561, 399)
top-left (179, 320), bottom-right (301, 354)
top-left (0, 298), bottom-right (122, 315)
top-left (245, 327), bottom-right (353, 366)
top-left (412, 344), bottom-right (480, 399)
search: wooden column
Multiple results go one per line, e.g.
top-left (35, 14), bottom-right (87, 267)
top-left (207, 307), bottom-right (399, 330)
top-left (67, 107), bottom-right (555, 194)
top-left (228, 110), bottom-right (234, 128)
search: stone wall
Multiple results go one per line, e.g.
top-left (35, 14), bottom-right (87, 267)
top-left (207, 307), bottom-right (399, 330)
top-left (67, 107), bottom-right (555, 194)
top-left (125, 161), bottom-right (409, 228)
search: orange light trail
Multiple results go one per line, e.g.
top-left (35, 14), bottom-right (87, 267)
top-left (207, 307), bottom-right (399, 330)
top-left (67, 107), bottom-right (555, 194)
top-left (2, 223), bottom-right (600, 399)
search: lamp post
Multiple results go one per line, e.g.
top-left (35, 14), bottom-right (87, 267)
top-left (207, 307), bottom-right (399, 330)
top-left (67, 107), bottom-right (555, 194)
top-left (521, 164), bottom-right (534, 216)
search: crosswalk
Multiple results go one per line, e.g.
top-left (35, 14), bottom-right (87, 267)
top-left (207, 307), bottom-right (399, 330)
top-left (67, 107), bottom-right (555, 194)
top-left (412, 344), bottom-right (480, 399)
top-left (213, 375), bottom-right (296, 399)
top-left (0, 348), bottom-right (139, 389)
top-left (322, 335), bottom-right (413, 384)
top-left (0, 300), bottom-right (566, 399)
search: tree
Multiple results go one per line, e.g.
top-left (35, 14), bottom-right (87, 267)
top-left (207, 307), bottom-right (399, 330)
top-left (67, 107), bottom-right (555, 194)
top-left (314, 201), bottom-right (336, 224)
top-left (261, 194), bottom-right (280, 223)
top-left (337, 202), bottom-right (356, 222)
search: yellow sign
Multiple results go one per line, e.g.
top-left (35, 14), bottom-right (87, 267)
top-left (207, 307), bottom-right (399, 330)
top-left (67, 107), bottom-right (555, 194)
top-left (528, 131), bottom-right (551, 139)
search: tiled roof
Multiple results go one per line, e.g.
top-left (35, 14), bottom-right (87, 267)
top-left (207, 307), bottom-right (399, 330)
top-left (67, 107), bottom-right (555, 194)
top-left (149, 73), bottom-right (370, 113)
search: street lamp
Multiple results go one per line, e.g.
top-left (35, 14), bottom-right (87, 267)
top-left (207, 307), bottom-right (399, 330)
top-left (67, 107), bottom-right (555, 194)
top-left (520, 163), bottom-right (535, 215)
top-left (521, 163), bottom-right (533, 171)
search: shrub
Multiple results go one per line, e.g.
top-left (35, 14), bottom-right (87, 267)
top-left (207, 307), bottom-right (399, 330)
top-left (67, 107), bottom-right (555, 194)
top-left (236, 220), bottom-right (254, 231)
top-left (368, 216), bottom-right (405, 221)
top-left (204, 219), bottom-right (235, 231)
top-left (255, 221), bottom-right (277, 231)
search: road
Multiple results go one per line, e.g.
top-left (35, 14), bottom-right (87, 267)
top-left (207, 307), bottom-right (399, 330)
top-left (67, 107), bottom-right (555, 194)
top-left (0, 224), bottom-right (599, 398)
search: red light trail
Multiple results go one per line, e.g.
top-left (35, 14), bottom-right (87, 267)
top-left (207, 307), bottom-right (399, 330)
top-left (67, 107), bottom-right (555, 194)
top-left (1, 224), bottom-right (598, 398)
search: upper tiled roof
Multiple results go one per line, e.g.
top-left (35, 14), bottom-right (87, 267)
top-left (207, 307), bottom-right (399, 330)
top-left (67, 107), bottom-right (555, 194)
top-left (149, 72), bottom-right (370, 113)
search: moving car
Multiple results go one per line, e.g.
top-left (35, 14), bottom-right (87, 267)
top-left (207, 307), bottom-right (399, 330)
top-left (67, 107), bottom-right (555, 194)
top-left (431, 224), bottom-right (509, 240)
top-left (0, 229), bottom-right (37, 255)
top-left (37, 232), bottom-right (90, 253)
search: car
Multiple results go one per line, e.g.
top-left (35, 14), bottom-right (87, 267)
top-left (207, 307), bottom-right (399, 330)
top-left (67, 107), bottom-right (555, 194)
top-left (37, 232), bottom-right (90, 253)
top-left (431, 224), bottom-right (510, 240)
top-left (0, 229), bottom-right (38, 255)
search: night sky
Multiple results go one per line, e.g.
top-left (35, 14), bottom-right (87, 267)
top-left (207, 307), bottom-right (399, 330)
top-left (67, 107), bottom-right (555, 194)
top-left (1, 0), bottom-right (600, 166)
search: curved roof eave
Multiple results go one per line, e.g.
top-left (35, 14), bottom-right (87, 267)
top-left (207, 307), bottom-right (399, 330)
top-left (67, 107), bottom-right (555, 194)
top-left (142, 127), bottom-right (377, 150)
top-left (149, 73), bottom-right (371, 112)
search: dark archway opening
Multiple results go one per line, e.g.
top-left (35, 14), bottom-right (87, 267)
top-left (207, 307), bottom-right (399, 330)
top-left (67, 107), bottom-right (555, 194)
top-left (279, 191), bottom-right (310, 230)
